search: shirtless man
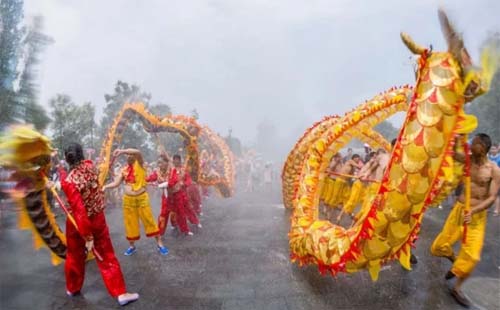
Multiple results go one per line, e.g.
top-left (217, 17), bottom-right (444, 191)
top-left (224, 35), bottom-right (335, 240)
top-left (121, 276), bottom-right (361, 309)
top-left (322, 153), bottom-right (343, 215)
top-left (431, 133), bottom-right (500, 307)
top-left (338, 153), bottom-right (373, 223)
top-left (353, 138), bottom-right (397, 224)
top-left (360, 148), bottom-right (390, 182)
top-left (335, 154), bottom-right (362, 222)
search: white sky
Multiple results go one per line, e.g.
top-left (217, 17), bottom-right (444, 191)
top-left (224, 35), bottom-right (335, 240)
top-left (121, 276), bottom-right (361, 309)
top-left (24, 0), bottom-right (500, 146)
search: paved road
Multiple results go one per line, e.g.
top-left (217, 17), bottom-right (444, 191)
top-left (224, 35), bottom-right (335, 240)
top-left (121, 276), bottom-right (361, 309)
top-left (0, 187), bottom-right (499, 309)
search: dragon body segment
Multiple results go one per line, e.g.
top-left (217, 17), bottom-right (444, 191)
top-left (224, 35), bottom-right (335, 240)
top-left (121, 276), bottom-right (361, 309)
top-left (282, 109), bottom-right (403, 211)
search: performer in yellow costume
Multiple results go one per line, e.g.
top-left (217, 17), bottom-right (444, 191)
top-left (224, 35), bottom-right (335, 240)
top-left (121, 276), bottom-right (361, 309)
top-left (103, 148), bottom-right (169, 256)
top-left (328, 154), bottom-right (361, 211)
top-left (431, 134), bottom-right (500, 307)
top-left (321, 153), bottom-right (342, 207)
top-left (338, 152), bottom-right (376, 222)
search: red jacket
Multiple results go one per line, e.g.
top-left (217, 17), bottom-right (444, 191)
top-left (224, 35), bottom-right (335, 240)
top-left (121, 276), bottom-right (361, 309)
top-left (59, 160), bottom-right (105, 239)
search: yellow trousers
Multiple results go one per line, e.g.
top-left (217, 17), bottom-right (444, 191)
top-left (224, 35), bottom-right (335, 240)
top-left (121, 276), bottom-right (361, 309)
top-left (328, 178), bottom-right (348, 208)
top-left (321, 177), bottom-right (336, 203)
top-left (343, 180), bottom-right (366, 214)
top-left (431, 202), bottom-right (487, 278)
top-left (343, 184), bottom-right (352, 204)
top-left (354, 182), bottom-right (379, 221)
top-left (122, 192), bottom-right (159, 241)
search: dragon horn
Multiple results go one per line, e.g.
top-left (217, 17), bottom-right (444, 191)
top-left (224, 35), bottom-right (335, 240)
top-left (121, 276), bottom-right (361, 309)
top-left (438, 8), bottom-right (471, 67)
top-left (400, 32), bottom-right (426, 55)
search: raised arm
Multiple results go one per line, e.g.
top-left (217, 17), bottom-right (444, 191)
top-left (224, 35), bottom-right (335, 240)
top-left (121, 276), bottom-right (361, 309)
top-left (102, 173), bottom-right (123, 191)
top-left (114, 148), bottom-right (144, 166)
top-left (359, 159), bottom-right (377, 179)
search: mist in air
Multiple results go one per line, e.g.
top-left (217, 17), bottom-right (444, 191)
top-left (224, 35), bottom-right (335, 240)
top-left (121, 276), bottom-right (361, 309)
top-left (23, 0), bottom-right (500, 162)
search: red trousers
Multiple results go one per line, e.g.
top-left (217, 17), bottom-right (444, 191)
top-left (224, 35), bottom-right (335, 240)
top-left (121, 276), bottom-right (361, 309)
top-left (187, 184), bottom-right (202, 215)
top-left (65, 212), bottom-right (126, 297)
top-left (168, 190), bottom-right (199, 233)
top-left (158, 195), bottom-right (174, 235)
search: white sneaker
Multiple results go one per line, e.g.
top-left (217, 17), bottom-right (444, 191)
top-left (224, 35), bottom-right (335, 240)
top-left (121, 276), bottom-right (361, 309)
top-left (197, 223), bottom-right (202, 229)
top-left (66, 290), bottom-right (80, 297)
top-left (187, 231), bottom-right (194, 236)
top-left (118, 292), bottom-right (139, 306)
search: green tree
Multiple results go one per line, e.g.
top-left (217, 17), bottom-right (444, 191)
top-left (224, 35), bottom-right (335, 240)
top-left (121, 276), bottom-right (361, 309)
top-left (466, 32), bottom-right (500, 143)
top-left (80, 101), bottom-right (97, 149)
top-left (99, 80), bottom-right (153, 158)
top-left (149, 103), bottom-right (172, 118)
top-left (149, 103), bottom-right (183, 157)
top-left (374, 120), bottom-right (399, 141)
top-left (0, 0), bottom-right (24, 128)
top-left (191, 108), bottom-right (199, 120)
top-left (49, 94), bottom-right (96, 152)
top-left (17, 16), bottom-right (52, 131)
top-left (225, 128), bottom-right (242, 156)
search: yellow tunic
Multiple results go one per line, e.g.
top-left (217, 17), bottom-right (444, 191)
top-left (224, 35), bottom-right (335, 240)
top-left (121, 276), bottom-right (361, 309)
top-left (121, 161), bottom-right (159, 240)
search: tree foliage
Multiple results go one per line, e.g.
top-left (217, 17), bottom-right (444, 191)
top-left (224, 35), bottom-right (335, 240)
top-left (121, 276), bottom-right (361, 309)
top-left (0, 2), bottom-right (51, 131)
top-left (0, 0), bottom-right (24, 128)
top-left (49, 94), bottom-right (96, 152)
top-left (98, 80), bottom-right (152, 152)
top-left (224, 128), bottom-right (242, 156)
top-left (17, 16), bottom-right (51, 131)
top-left (466, 32), bottom-right (500, 143)
top-left (191, 108), bottom-right (199, 120)
top-left (149, 103), bottom-right (172, 118)
top-left (374, 120), bottom-right (399, 141)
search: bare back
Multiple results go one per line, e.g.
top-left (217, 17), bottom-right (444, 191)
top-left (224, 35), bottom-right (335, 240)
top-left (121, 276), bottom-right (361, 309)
top-left (374, 153), bottom-right (390, 181)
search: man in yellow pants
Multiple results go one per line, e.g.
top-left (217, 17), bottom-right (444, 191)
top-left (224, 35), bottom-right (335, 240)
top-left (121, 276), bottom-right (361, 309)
top-left (321, 153), bottom-right (342, 217)
top-left (351, 148), bottom-right (389, 223)
top-left (431, 133), bottom-right (500, 307)
top-left (103, 148), bottom-right (169, 256)
top-left (338, 152), bottom-right (376, 223)
top-left (330, 154), bottom-right (361, 209)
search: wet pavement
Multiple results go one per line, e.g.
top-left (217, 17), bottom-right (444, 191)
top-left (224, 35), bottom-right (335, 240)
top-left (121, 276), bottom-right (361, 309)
top-left (0, 187), bottom-right (499, 310)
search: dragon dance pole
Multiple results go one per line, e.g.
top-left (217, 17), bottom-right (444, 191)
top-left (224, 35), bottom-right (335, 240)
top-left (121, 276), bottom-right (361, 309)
top-left (462, 135), bottom-right (471, 244)
top-left (328, 172), bottom-right (379, 183)
top-left (43, 174), bottom-right (104, 261)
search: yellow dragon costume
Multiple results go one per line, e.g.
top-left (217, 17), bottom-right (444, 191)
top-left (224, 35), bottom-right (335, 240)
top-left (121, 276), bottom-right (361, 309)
top-left (282, 9), bottom-right (497, 280)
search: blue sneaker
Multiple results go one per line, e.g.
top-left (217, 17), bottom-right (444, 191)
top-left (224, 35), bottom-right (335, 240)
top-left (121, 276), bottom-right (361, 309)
top-left (157, 245), bottom-right (169, 255)
top-left (124, 246), bottom-right (137, 256)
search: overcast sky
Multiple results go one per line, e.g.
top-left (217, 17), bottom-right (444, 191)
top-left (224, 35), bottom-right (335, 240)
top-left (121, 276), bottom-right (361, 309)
top-left (24, 0), bottom-right (500, 147)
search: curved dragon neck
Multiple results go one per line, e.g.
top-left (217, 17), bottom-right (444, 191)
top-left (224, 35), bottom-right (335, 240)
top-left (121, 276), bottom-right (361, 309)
top-left (351, 50), bottom-right (467, 277)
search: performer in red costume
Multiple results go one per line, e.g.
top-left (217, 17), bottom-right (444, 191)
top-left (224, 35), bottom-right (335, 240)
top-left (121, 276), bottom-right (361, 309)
top-left (168, 154), bottom-right (201, 235)
top-left (146, 153), bottom-right (174, 235)
top-left (57, 143), bottom-right (138, 306)
top-left (186, 182), bottom-right (202, 216)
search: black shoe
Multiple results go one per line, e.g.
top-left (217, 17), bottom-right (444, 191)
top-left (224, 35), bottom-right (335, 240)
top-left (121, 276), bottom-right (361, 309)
top-left (450, 288), bottom-right (471, 308)
top-left (445, 255), bottom-right (456, 263)
top-left (445, 270), bottom-right (456, 280)
top-left (410, 254), bottom-right (418, 265)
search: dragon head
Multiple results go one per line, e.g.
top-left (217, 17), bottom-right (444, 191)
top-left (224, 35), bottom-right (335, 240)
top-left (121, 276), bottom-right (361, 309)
top-left (401, 9), bottom-right (497, 105)
top-left (0, 125), bottom-right (53, 193)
